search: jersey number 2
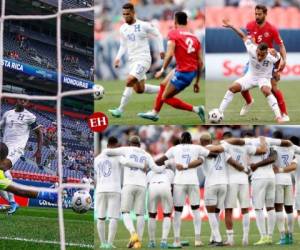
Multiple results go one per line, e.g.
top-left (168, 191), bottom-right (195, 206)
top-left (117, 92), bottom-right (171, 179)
top-left (185, 38), bottom-right (195, 54)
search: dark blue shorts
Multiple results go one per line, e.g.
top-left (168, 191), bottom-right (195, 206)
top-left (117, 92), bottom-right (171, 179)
top-left (170, 70), bottom-right (197, 91)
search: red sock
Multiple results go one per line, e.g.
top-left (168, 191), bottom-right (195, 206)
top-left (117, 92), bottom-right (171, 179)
top-left (164, 97), bottom-right (193, 111)
top-left (241, 90), bottom-right (253, 104)
top-left (154, 84), bottom-right (165, 112)
top-left (272, 89), bottom-right (287, 115)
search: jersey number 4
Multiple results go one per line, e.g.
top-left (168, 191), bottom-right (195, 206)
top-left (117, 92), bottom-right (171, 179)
top-left (185, 38), bottom-right (195, 54)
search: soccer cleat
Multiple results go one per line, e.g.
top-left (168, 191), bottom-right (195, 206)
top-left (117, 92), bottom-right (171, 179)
top-left (137, 111), bottom-right (159, 122)
top-left (195, 240), bottom-right (204, 247)
top-left (196, 105), bottom-right (205, 123)
top-left (180, 240), bottom-right (189, 246)
top-left (286, 233), bottom-right (293, 244)
top-left (213, 241), bottom-right (225, 247)
top-left (254, 236), bottom-right (268, 245)
top-left (276, 116), bottom-right (286, 124)
top-left (282, 114), bottom-right (290, 122)
top-left (277, 235), bottom-right (287, 245)
top-left (132, 241), bottom-right (141, 249)
top-left (168, 242), bottom-right (182, 249)
top-left (208, 240), bottom-right (216, 245)
top-left (240, 99), bottom-right (254, 116)
top-left (242, 237), bottom-right (248, 246)
top-left (100, 243), bottom-right (107, 249)
top-left (160, 241), bottom-right (168, 249)
top-left (7, 202), bottom-right (19, 215)
top-left (105, 243), bottom-right (116, 248)
top-left (224, 240), bottom-right (234, 246)
top-left (108, 108), bottom-right (123, 118)
top-left (147, 241), bottom-right (156, 248)
top-left (265, 236), bottom-right (273, 244)
top-left (127, 233), bottom-right (140, 248)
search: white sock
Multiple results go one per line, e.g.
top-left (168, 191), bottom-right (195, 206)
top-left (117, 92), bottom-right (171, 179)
top-left (208, 213), bottom-right (222, 242)
top-left (276, 211), bottom-right (285, 234)
top-left (267, 209), bottom-right (276, 237)
top-left (137, 215), bottom-right (145, 241)
top-left (192, 106), bottom-right (199, 113)
top-left (162, 217), bottom-right (171, 242)
top-left (226, 229), bottom-right (234, 243)
top-left (242, 213), bottom-right (250, 240)
top-left (108, 218), bottom-right (118, 244)
top-left (118, 87), bottom-right (133, 112)
top-left (266, 94), bottom-right (281, 118)
top-left (255, 210), bottom-right (266, 237)
top-left (192, 209), bottom-right (201, 240)
top-left (97, 219), bottom-right (106, 245)
top-left (0, 191), bottom-right (9, 202)
top-left (287, 213), bottom-right (294, 233)
top-left (144, 84), bottom-right (159, 94)
top-left (173, 211), bottom-right (182, 242)
top-left (123, 213), bottom-right (135, 235)
top-left (148, 217), bottom-right (156, 242)
top-left (8, 192), bottom-right (15, 203)
top-left (219, 90), bottom-right (234, 113)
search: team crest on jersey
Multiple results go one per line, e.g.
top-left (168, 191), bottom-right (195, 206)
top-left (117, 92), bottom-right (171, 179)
top-left (264, 32), bottom-right (269, 37)
top-left (134, 24), bottom-right (141, 32)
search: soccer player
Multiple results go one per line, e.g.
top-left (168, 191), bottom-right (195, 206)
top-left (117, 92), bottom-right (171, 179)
top-left (272, 131), bottom-right (299, 244)
top-left (0, 98), bottom-right (43, 214)
top-left (104, 136), bottom-right (164, 249)
top-left (95, 136), bottom-right (147, 249)
top-left (138, 11), bottom-right (205, 122)
top-left (108, 3), bottom-right (164, 118)
top-left (240, 5), bottom-right (288, 121)
top-left (147, 167), bottom-right (174, 249)
top-left (218, 19), bottom-right (284, 123)
top-left (0, 142), bottom-right (57, 203)
top-left (222, 132), bottom-right (267, 246)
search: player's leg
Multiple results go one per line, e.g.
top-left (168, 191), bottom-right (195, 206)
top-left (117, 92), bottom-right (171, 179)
top-left (271, 76), bottom-right (289, 121)
top-left (188, 185), bottom-right (203, 246)
top-left (4, 170), bottom-right (19, 214)
top-left (275, 185), bottom-right (286, 244)
top-left (134, 186), bottom-right (146, 247)
top-left (239, 184), bottom-right (251, 246)
top-left (147, 184), bottom-right (159, 248)
top-left (96, 193), bottom-right (108, 248)
top-left (265, 179), bottom-right (276, 244)
top-left (284, 185), bottom-right (294, 244)
top-left (161, 185), bottom-right (173, 249)
top-left (240, 62), bottom-right (255, 113)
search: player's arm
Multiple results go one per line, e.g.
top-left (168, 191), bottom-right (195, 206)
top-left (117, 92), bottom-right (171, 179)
top-left (250, 148), bottom-right (277, 172)
top-left (176, 157), bottom-right (204, 171)
top-left (273, 26), bottom-right (287, 72)
top-left (225, 138), bottom-right (246, 146)
top-left (103, 147), bottom-right (125, 157)
top-left (206, 145), bottom-right (224, 154)
top-left (226, 157), bottom-right (245, 172)
top-left (222, 18), bottom-right (247, 41)
top-left (155, 40), bottom-right (175, 79)
top-left (114, 31), bottom-right (126, 68)
top-left (155, 155), bottom-right (168, 166)
top-left (148, 154), bottom-right (165, 173)
top-left (273, 159), bottom-right (297, 174)
top-left (254, 137), bottom-right (268, 155)
top-left (119, 156), bottom-right (147, 171)
top-left (32, 123), bottom-right (43, 165)
top-left (146, 22), bottom-right (165, 59)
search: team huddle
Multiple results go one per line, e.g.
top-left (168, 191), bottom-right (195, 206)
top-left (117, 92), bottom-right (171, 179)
top-left (95, 130), bottom-right (300, 248)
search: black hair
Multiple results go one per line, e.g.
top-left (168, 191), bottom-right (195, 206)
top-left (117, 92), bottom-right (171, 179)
top-left (257, 42), bottom-right (268, 51)
top-left (175, 11), bottom-right (188, 25)
top-left (273, 130), bottom-right (283, 139)
top-left (0, 142), bottom-right (8, 161)
top-left (242, 130), bottom-right (254, 138)
top-left (180, 131), bottom-right (192, 144)
top-left (223, 131), bottom-right (233, 139)
top-left (255, 4), bottom-right (268, 14)
top-left (122, 3), bottom-right (134, 11)
top-left (290, 136), bottom-right (300, 146)
top-left (107, 136), bottom-right (118, 146)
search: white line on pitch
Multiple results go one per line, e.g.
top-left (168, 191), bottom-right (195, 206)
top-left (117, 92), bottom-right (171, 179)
top-left (0, 236), bottom-right (93, 249)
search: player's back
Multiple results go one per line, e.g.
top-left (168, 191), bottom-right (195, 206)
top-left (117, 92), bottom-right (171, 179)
top-left (147, 169), bottom-right (174, 186)
top-left (94, 152), bottom-right (122, 193)
top-left (168, 28), bottom-right (200, 72)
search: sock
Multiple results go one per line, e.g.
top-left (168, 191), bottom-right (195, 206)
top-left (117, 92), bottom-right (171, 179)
top-left (118, 87), bottom-right (133, 112)
top-left (242, 213), bottom-right (250, 241)
top-left (154, 84), bottom-right (165, 112)
top-left (123, 213), bottom-right (135, 235)
top-left (148, 217), bottom-right (156, 242)
top-left (255, 210), bottom-right (266, 237)
top-left (0, 191), bottom-right (9, 202)
top-left (192, 209), bottom-right (201, 240)
top-left (208, 213), bottom-right (222, 242)
top-left (8, 192), bottom-right (15, 203)
top-left (267, 209), bottom-right (276, 237)
top-left (272, 89), bottom-right (287, 115)
top-left (137, 215), bottom-right (145, 241)
top-left (165, 97), bottom-right (193, 112)
top-left (162, 217), bottom-right (171, 242)
top-left (226, 229), bottom-right (234, 243)
top-left (173, 211), bottom-right (182, 242)
top-left (287, 213), bottom-right (294, 233)
top-left (276, 211), bottom-right (285, 234)
top-left (241, 90), bottom-right (253, 104)
top-left (108, 218), bottom-right (118, 245)
top-left (219, 90), bottom-right (234, 113)
top-left (97, 219), bottom-right (106, 245)
top-left (266, 94), bottom-right (281, 118)
top-left (144, 84), bottom-right (159, 94)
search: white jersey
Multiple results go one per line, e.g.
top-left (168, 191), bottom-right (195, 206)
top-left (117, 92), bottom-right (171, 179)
top-left (245, 137), bottom-right (281, 179)
top-left (165, 144), bottom-right (210, 185)
top-left (296, 154), bottom-right (300, 187)
top-left (244, 39), bottom-right (280, 79)
top-left (1, 109), bottom-right (37, 150)
top-left (105, 146), bottom-right (162, 188)
top-left (274, 145), bottom-right (297, 185)
top-left (147, 169), bottom-right (174, 186)
top-left (116, 19), bottom-right (164, 62)
top-left (202, 143), bottom-right (230, 187)
top-left (223, 141), bottom-right (256, 184)
top-left (94, 152), bottom-right (122, 193)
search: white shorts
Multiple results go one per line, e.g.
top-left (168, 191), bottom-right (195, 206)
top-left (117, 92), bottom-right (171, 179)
top-left (236, 75), bottom-right (271, 91)
top-left (204, 184), bottom-right (227, 209)
top-left (148, 183), bottom-right (173, 214)
top-left (173, 184), bottom-right (200, 207)
top-left (225, 183), bottom-right (250, 209)
top-left (295, 183), bottom-right (300, 210)
top-left (96, 192), bottom-right (121, 219)
top-left (121, 184), bottom-right (146, 215)
top-left (128, 60), bottom-right (151, 81)
top-left (275, 184), bottom-right (293, 206)
top-left (252, 178), bottom-right (275, 209)
top-left (7, 146), bottom-right (24, 166)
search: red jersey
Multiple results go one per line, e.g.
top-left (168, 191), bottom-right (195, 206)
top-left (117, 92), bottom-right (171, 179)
top-left (167, 28), bottom-right (201, 72)
top-left (246, 21), bottom-right (283, 48)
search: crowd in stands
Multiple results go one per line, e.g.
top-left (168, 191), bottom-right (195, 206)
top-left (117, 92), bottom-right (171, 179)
top-left (206, 0), bottom-right (300, 8)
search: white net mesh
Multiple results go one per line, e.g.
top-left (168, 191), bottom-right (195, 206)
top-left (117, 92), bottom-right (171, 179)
top-left (0, 1), bottom-right (95, 249)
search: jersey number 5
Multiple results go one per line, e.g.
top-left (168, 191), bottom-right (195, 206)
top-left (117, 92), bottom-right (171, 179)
top-left (185, 38), bottom-right (195, 54)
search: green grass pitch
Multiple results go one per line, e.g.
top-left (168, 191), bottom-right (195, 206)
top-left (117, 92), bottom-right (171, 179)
top-left (94, 219), bottom-right (300, 250)
top-left (94, 79), bottom-right (205, 125)
top-left (206, 81), bottom-right (300, 124)
top-left (0, 207), bottom-right (93, 250)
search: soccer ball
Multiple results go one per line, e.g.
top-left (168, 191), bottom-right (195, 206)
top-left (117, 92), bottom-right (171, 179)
top-left (93, 84), bottom-right (105, 100)
top-left (71, 190), bottom-right (92, 214)
top-left (208, 109), bottom-right (223, 123)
